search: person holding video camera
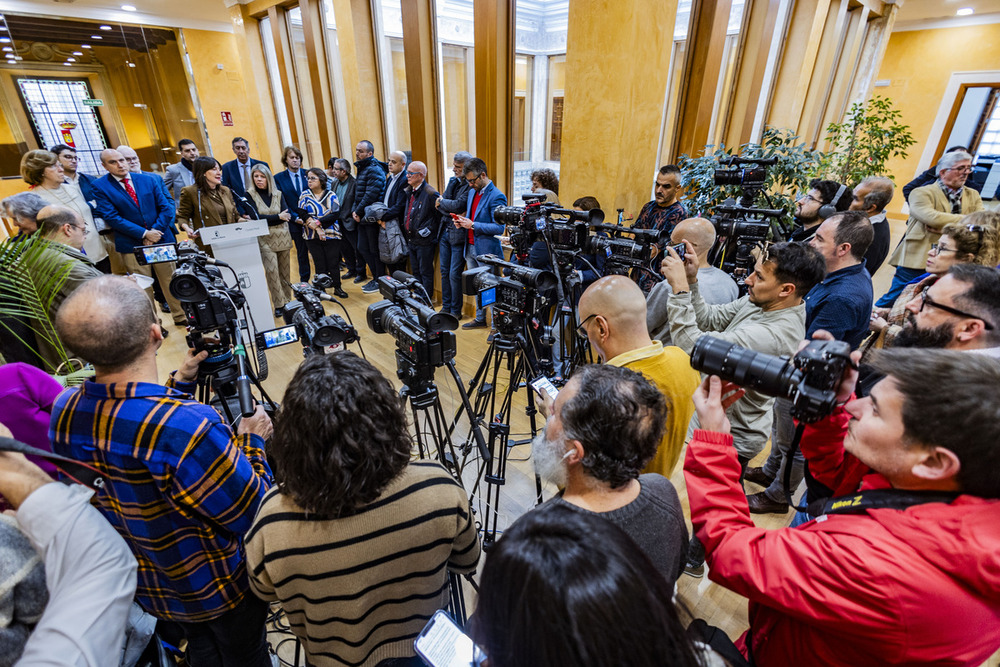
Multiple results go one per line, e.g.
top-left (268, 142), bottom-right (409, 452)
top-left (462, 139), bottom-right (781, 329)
top-left (684, 342), bottom-right (1000, 666)
top-left (49, 275), bottom-right (276, 667)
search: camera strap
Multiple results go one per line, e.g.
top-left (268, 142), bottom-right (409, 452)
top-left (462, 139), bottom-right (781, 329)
top-left (807, 489), bottom-right (960, 517)
top-left (0, 436), bottom-right (107, 491)
top-left (782, 423), bottom-right (808, 510)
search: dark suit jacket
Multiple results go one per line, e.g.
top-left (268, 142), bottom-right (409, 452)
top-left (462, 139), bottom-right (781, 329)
top-left (274, 169), bottom-right (310, 220)
top-left (91, 172), bottom-right (176, 252)
top-left (386, 183), bottom-right (440, 246)
top-left (221, 158), bottom-right (269, 201)
top-left (465, 181), bottom-right (507, 257)
top-left (383, 172), bottom-right (407, 211)
top-left (437, 176), bottom-right (471, 245)
top-left (319, 174), bottom-right (356, 230)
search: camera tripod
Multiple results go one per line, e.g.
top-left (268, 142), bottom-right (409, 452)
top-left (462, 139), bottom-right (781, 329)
top-left (457, 329), bottom-right (545, 550)
top-left (399, 355), bottom-right (488, 487)
top-left (191, 343), bottom-right (278, 425)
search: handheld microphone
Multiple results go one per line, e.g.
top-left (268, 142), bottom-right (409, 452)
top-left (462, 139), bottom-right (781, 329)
top-left (233, 344), bottom-right (255, 418)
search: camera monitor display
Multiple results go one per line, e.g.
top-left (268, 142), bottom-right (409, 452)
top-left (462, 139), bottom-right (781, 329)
top-left (255, 324), bottom-right (300, 350)
top-left (478, 286), bottom-right (496, 309)
top-left (134, 243), bottom-right (179, 265)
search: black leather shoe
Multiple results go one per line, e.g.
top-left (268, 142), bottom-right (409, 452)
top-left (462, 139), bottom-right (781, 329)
top-left (159, 302), bottom-right (171, 313)
top-left (334, 288), bottom-right (349, 299)
top-left (462, 319), bottom-right (488, 330)
top-left (274, 308), bottom-right (283, 318)
top-left (743, 466), bottom-right (774, 488)
top-left (353, 274), bottom-right (368, 284)
top-left (343, 271), bottom-right (358, 280)
top-left (160, 326), bottom-right (169, 339)
top-left (746, 491), bottom-right (790, 514)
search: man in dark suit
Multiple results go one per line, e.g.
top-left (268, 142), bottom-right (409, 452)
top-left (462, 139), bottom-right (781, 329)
top-left (436, 151), bottom-right (473, 318)
top-left (453, 157), bottom-right (507, 328)
top-left (273, 145), bottom-right (311, 282)
top-left (372, 150), bottom-right (411, 282)
top-left (164, 139), bottom-right (199, 203)
top-left (91, 148), bottom-right (186, 326)
top-left (383, 161), bottom-right (439, 298)
top-left (221, 137), bottom-right (269, 203)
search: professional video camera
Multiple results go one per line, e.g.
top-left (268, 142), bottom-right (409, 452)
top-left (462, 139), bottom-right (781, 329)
top-left (279, 276), bottom-right (358, 355)
top-left (705, 155), bottom-right (790, 290)
top-left (690, 335), bottom-right (852, 423)
top-left (584, 222), bottom-right (670, 276)
top-left (496, 197), bottom-right (604, 268)
top-left (462, 255), bottom-right (556, 336)
top-left (367, 274), bottom-right (459, 388)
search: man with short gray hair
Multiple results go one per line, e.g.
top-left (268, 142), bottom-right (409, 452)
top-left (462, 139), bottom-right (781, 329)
top-left (849, 175), bottom-right (894, 275)
top-left (880, 150), bottom-right (983, 307)
top-left (2, 191), bottom-right (48, 238)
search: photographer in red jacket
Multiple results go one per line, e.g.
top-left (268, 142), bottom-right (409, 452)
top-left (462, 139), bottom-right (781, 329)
top-left (684, 338), bottom-right (1000, 666)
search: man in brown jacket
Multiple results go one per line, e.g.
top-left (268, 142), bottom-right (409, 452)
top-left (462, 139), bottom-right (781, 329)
top-left (878, 150), bottom-right (982, 308)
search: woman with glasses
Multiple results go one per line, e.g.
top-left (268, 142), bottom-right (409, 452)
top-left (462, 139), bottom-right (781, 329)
top-left (298, 168), bottom-right (348, 298)
top-left (868, 213), bottom-right (999, 349)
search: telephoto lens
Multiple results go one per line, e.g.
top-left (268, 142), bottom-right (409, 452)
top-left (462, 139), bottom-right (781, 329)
top-left (690, 335), bottom-right (797, 398)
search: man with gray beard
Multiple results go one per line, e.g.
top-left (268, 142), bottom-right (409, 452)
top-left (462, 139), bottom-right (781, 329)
top-left (524, 363), bottom-right (689, 585)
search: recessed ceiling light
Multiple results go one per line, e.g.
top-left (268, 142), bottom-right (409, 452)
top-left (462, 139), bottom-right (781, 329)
top-left (2, 47), bottom-right (10, 52)
top-left (0, 37), bottom-right (9, 43)
top-left (91, 35), bottom-right (102, 39)
top-left (81, 44), bottom-right (91, 49)
top-left (121, 4), bottom-right (137, 11)
top-left (5, 54), bottom-right (15, 59)
top-left (66, 57), bottom-right (76, 62)
top-left (957, 7), bottom-right (974, 15)
top-left (63, 62), bottom-right (72, 66)
top-left (100, 25), bottom-right (112, 30)
top-left (73, 51), bottom-right (83, 55)
top-left (127, 62), bottom-right (136, 67)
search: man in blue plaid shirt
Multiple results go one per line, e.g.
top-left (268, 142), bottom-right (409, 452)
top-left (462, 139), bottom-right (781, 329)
top-left (50, 275), bottom-right (275, 666)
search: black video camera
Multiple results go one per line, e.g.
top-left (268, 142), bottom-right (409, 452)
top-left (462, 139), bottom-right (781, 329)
top-left (282, 276), bottom-right (358, 354)
top-left (462, 255), bottom-right (556, 336)
top-left (585, 222), bottom-right (669, 274)
top-left (498, 199), bottom-right (604, 263)
top-left (367, 274), bottom-right (459, 388)
top-left (690, 335), bottom-right (852, 423)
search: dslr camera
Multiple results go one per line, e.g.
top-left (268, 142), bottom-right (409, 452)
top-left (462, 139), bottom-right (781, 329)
top-left (690, 335), bottom-right (852, 423)
top-left (462, 255), bottom-right (556, 336)
top-left (367, 274), bottom-right (459, 389)
top-left (584, 222), bottom-right (669, 275)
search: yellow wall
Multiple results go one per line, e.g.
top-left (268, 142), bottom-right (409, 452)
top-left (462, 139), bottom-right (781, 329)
top-left (877, 22), bottom-right (1000, 216)
top-left (182, 28), bottom-right (271, 165)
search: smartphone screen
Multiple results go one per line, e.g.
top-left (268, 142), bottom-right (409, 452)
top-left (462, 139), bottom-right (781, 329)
top-left (529, 376), bottom-right (559, 401)
top-left (256, 325), bottom-right (299, 350)
top-left (134, 243), bottom-right (178, 265)
top-left (478, 287), bottom-right (496, 309)
top-left (414, 611), bottom-right (485, 667)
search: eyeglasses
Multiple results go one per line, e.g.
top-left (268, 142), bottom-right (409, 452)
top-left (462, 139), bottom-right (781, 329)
top-left (916, 291), bottom-right (995, 330)
top-left (798, 194), bottom-right (821, 205)
top-left (466, 174), bottom-right (481, 186)
top-left (945, 166), bottom-right (974, 174)
top-left (406, 171), bottom-right (425, 178)
top-left (928, 243), bottom-right (957, 255)
top-left (575, 313), bottom-right (597, 340)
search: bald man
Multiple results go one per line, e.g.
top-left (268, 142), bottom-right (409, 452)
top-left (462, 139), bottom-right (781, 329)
top-left (577, 275), bottom-right (700, 477)
top-left (90, 148), bottom-right (185, 326)
top-left (383, 160), bottom-right (441, 297)
top-left (646, 218), bottom-right (739, 343)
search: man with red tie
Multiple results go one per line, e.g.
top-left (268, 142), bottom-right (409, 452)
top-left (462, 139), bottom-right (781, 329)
top-left (91, 148), bottom-right (185, 327)
top-left (383, 160), bottom-right (440, 299)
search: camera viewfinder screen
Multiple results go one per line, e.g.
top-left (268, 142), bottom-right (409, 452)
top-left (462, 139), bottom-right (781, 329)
top-left (479, 287), bottom-right (496, 308)
top-left (262, 325), bottom-right (299, 348)
top-left (141, 244), bottom-right (178, 263)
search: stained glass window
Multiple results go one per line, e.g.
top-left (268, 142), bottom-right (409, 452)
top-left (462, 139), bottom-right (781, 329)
top-left (16, 77), bottom-right (109, 176)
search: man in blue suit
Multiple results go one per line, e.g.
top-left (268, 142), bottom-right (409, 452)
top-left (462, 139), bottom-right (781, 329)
top-left (273, 145), bottom-right (312, 282)
top-left (453, 157), bottom-right (507, 328)
top-left (91, 149), bottom-right (186, 326)
top-left (221, 137), bottom-right (269, 204)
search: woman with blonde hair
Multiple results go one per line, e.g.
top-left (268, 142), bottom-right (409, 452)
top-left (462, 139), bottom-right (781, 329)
top-left (245, 164), bottom-right (294, 315)
top-left (20, 149), bottom-right (109, 272)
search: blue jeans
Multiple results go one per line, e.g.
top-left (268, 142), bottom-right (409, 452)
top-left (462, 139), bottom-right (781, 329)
top-left (409, 244), bottom-right (436, 301)
top-left (875, 266), bottom-right (924, 308)
top-left (440, 239), bottom-right (466, 315)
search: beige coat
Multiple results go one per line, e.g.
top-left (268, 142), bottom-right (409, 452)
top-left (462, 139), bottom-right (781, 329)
top-left (888, 183), bottom-right (983, 270)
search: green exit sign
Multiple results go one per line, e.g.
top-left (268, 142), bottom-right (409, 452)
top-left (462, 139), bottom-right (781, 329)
top-left (82, 98), bottom-right (103, 107)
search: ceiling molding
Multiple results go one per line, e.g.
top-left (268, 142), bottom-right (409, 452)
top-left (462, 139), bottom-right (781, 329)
top-left (0, 1), bottom-right (234, 33)
top-left (893, 11), bottom-right (1000, 32)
